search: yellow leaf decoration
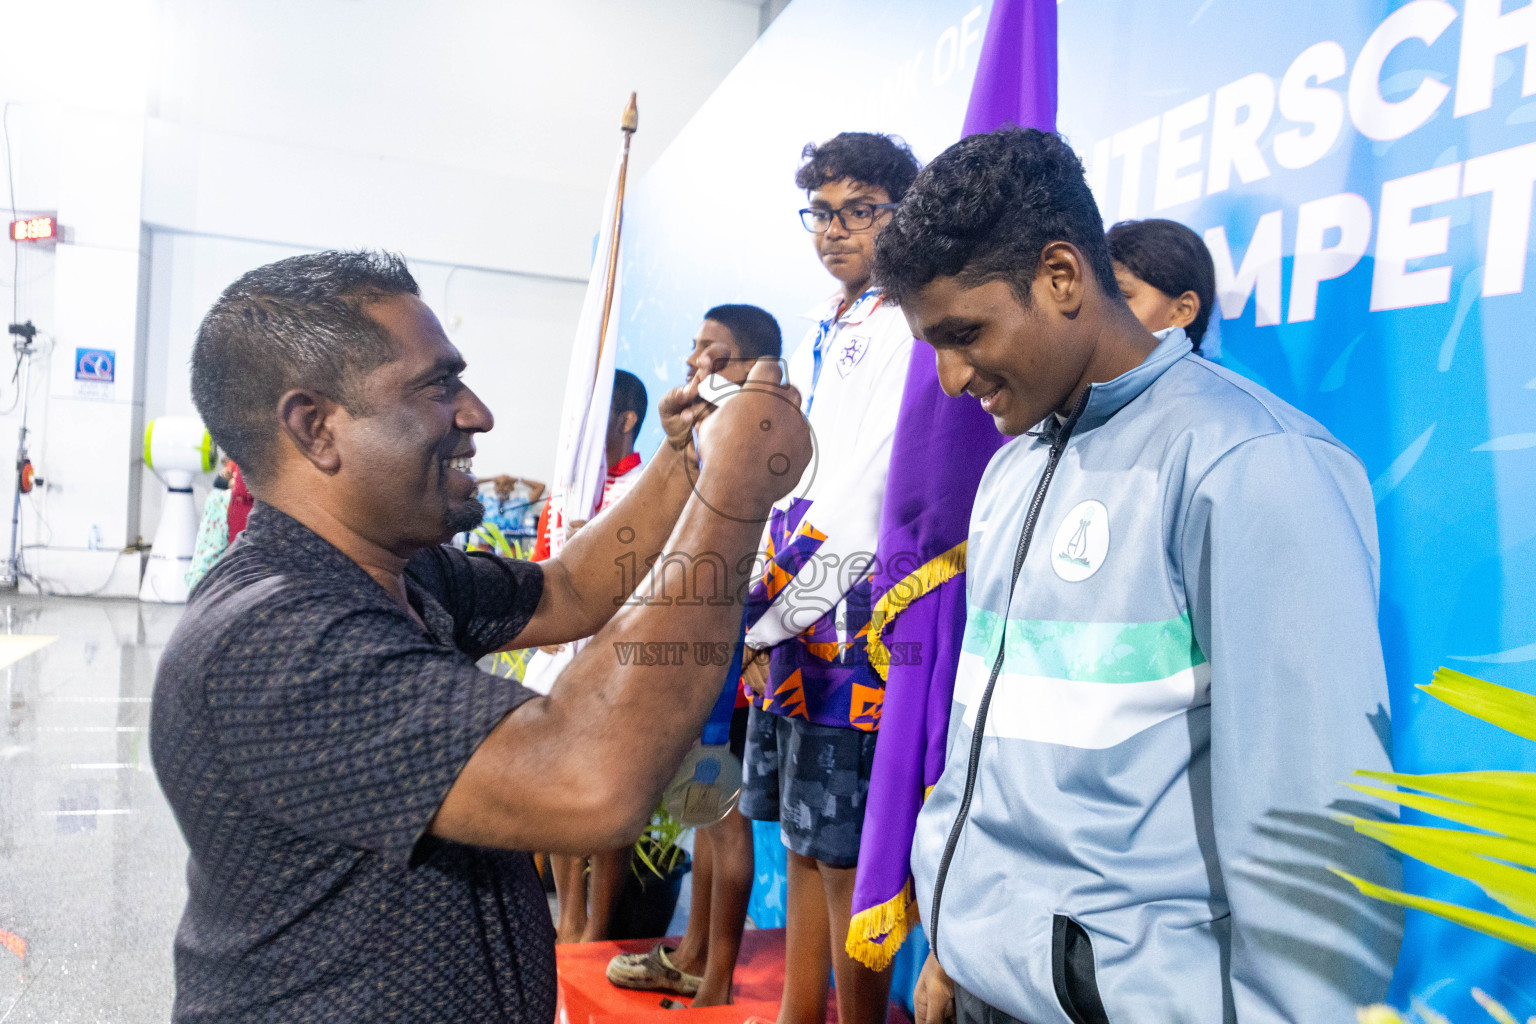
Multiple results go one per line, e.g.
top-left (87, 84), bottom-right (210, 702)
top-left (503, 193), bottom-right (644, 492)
top-left (1354, 768), bottom-right (1536, 816)
top-left (1338, 668), bottom-right (1536, 958)
top-left (1469, 988), bottom-right (1520, 1024)
top-left (1332, 870), bottom-right (1536, 953)
top-left (1338, 816), bottom-right (1536, 921)
top-left (1339, 816), bottom-right (1536, 871)
top-left (1346, 781), bottom-right (1536, 845)
top-left (1419, 667), bottom-right (1536, 743)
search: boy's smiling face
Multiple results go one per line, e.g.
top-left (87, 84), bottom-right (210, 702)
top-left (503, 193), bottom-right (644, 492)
top-left (900, 243), bottom-right (1099, 437)
top-left (807, 178), bottom-right (893, 294)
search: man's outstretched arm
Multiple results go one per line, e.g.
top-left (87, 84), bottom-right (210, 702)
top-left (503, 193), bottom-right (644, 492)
top-left (510, 370), bottom-right (711, 649)
top-left (433, 361), bottom-right (811, 855)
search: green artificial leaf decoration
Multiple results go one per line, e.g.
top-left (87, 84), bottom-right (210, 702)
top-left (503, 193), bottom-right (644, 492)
top-left (632, 800), bottom-right (690, 880)
top-left (1355, 768), bottom-right (1536, 815)
top-left (474, 521), bottom-right (514, 556)
top-left (1337, 668), bottom-right (1536, 957)
top-left (1332, 869), bottom-right (1536, 953)
top-left (1347, 781), bottom-right (1536, 844)
top-left (1339, 816), bottom-right (1536, 920)
top-left (1419, 667), bottom-right (1536, 742)
top-left (1340, 816), bottom-right (1536, 871)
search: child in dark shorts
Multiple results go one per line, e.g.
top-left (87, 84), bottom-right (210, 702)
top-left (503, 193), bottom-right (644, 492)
top-left (739, 709), bottom-right (876, 868)
top-left (737, 132), bottom-right (922, 1024)
top-left (607, 305), bottom-right (783, 1007)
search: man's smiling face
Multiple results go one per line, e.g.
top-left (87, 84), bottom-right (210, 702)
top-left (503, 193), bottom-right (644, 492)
top-left (901, 273), bottom-right (1090, 437)
top-left (331, 294), bottom-right (493, 551)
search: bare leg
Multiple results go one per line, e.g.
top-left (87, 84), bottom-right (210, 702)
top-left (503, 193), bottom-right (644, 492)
top-left (778, 850), bottom-right (832, 1024)
top-left (691, 806), bottom-right (754, 1006)
top-left (553, 854), bottom-right (588, 945)
top-left (582, 846), bottom-right (633, 942)
top-left (671, 828), bottom-right (713, 975)
top-left (821, 862), bottom-right (893, 1024)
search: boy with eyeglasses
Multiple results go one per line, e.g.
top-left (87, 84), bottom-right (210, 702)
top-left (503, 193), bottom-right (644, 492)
top-left (606, 304), bottom-right (783, 1006)
top-left (737, 132), bottom-right (920, 1024)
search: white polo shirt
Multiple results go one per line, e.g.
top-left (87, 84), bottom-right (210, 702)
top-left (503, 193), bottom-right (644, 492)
top-left (746, 287), bottom-right (914, 649)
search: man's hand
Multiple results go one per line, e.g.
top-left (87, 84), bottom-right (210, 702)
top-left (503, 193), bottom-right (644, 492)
top-left (914, 952), bottom-right (956, 1024)
top-left (658, 340), bottom-right (734, 452)
top-left (693, 358), bottom-right (810, 517)
top-left (741, 647), bottom-right (770, 698)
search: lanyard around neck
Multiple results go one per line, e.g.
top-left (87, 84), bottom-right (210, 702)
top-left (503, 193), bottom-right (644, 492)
top-left (806, 288), bottom-right (881, 415)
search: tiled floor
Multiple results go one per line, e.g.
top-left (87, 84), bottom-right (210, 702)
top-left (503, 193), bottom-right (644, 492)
top-left (0, 594), bottom-right (187, 1023)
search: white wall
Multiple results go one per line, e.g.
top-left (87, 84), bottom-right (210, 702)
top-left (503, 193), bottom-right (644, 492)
top-left (406, 263), bottom-right (587, 485)
top-left (144, 232), bottom-right (586, 491)
top-left (141, 0), bottom-right (763, 280)
top-left (0, 0), bottom-right (763, 593)
top-left (0, 79), bottom-right (153, 593)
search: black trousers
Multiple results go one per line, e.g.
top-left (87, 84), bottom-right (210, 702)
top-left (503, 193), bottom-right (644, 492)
top-left (955, 987), bottom-right (1027, 1024)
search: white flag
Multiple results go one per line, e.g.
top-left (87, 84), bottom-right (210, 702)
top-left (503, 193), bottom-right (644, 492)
top-left (547, 141), bottom-right (627, 557)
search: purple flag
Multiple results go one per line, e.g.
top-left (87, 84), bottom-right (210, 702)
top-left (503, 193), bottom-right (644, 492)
top-left (962, 0), bottom-right (1057, 136)
top-left (846, 0), bottom-right (1056, 971)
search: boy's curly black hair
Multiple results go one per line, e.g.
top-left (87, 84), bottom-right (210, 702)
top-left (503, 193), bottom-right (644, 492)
top-left (872, 127), bottom-right (1119, 308)
top-left (794, 132), bottom-right (921, 201)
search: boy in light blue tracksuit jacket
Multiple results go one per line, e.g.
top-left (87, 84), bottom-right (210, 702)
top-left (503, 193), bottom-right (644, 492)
top-left (871, 128), bottom-right (1402, 1024)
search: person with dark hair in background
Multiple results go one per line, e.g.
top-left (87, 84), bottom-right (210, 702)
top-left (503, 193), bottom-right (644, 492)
top-left (185, 459), bottom-right (256, 591)
top-left (738, 133), bottom-right (919, 1024)
top-left (531, 369), bottom-right (648, 563)
top-left (1107, 218), bottom-right (1216, 353)
top-left (695, 303), bottom-right (784, 373)
top-left (152, 250), bottom-right (811, 1023)
top-left (872, 128), bottom-right (1399, 1024)
top-left (607, 302), bottom-right (782, 1005)
top-left (185, 459), bottom-right (236, 590)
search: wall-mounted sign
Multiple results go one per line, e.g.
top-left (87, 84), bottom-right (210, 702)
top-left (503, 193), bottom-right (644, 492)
top-left (74, 348), bottom-right (115, 401)
top-left (9, 216), bottom-right (55, 243)
top-left (74, 349), bottom-right (114, 383)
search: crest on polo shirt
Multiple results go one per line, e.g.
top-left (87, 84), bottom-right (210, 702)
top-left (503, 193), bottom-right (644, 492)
top-left (835, 333), bottom-right (870, 376)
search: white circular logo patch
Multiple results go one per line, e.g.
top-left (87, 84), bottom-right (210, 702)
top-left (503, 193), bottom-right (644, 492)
top-left (1051, 499), bottom-right (1110, 582)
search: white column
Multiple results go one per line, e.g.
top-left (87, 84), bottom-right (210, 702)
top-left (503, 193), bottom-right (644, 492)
top-left (23, 107), bottom-right (148, 597)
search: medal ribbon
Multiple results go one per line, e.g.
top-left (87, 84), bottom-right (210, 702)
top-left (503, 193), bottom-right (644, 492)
top-left (701, 631), bottom-right (745, 746)
top-left (806, 288), bottom-right (881, 415)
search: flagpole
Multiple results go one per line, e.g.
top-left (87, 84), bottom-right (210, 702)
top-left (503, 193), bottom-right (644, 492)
top-left (594, 92), bottom-right (638, 383)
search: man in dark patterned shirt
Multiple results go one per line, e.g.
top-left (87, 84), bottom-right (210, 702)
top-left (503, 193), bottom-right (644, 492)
top-left (151, 251), bottom-right (811, 1023)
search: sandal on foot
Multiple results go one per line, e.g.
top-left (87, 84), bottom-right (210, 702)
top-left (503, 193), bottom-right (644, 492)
top-left (605, 944), bottom-right (702, 996)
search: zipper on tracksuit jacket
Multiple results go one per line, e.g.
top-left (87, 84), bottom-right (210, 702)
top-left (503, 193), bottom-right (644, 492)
top-left (928, 387), bottom-right (1090, 959)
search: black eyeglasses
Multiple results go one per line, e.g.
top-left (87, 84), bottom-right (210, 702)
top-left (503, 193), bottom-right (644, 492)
top-left (799, 202), bottom-right (899, 234)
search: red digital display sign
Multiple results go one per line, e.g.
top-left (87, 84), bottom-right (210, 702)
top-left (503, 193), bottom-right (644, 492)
top-left (9, 216), bottom-right (55, 243)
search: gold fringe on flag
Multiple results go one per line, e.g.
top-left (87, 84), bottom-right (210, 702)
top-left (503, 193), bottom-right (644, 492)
top-left (866, 542), bottom-right (968, 681)
top-left (845, 878), bottom-right (919, 971)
